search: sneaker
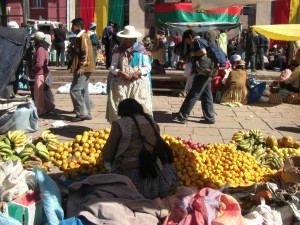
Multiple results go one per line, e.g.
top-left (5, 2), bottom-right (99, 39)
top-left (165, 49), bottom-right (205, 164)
top-left (172, 112), bottom-right (187, 124)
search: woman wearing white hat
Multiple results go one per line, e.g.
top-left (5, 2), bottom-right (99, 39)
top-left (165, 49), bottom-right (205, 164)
top-left (32, 31), bottom-right (55, 116)
top-left (106, 25), bottom-right (152, 123)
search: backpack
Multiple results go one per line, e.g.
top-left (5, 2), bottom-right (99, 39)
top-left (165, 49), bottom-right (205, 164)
top-left (198, 38), bottom-right (227, 67)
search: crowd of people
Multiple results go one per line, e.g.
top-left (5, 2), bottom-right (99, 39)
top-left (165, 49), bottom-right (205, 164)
top-left (2, 16), bottom-right (300, 202)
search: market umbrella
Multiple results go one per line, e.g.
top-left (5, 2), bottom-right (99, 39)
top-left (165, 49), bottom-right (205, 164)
top-left (192, 0), bottom-right (275, 10)
top-left (252, 24), bottom-right (300, 41)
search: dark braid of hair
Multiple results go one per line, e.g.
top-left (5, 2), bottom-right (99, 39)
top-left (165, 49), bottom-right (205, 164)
top-left (141, 112), bottom-right (174, 165)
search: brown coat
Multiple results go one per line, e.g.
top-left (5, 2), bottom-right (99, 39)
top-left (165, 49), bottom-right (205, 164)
top-left (223, 69), bottom-right (247, 91)
top-left (71, 30), bottom-right (95, 73)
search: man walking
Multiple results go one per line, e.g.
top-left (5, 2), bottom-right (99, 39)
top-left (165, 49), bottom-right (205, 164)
top-left (87, 22), bottom-right (99, 66)
top-left (245, 30), bottom-right (257, 72)
top-left (53, 24), bottom-right (66, 67)
top-left (172, 30), bottom-right (215, 124)
top-left (102, 21), bottom-right (115, 69)
top-left (256, 34), bottom-right (267, 70)
top-left (70, 18), bottom-right (95, 122)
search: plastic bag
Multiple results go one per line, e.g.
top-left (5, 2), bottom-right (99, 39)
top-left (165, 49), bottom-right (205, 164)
top-left (248, 82), bottom-right (267, 103)
top-left (34, 167), bottom-right (64, 225)
top-left (59, 218), bottom-right (83, 225)
top-left (183, 62), bottom-right (193, 77)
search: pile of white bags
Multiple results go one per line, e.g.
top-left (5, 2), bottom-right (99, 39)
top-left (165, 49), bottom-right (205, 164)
top-left (57, 82), bottom-right (107, 95)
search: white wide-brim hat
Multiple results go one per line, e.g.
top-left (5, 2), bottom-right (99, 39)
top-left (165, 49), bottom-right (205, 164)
top-left (8, 21), bottom-right (19, 28)
top-left (34, 31), bottom-right (46, 41)
top-left (117, 25), bottom-right (142, 38)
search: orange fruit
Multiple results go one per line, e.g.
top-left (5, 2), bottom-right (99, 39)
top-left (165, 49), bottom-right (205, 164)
top-left (74, 151), bottom-right (81, 157)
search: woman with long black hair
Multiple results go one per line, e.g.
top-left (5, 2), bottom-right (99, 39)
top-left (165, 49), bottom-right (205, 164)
top-left (102, 98), bottom-right (178, 199)
top-left (32, 31), bottom-right (55, 116)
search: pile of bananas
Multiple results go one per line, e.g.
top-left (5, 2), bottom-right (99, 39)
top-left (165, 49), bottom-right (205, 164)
top-left (7, 130), bottom-right (29, 151)
top-left (262, 153), bottom-right (283, 170)
top-left (18, 143), bottom-right (36, 162)
top-left (41, 130), bottom-right (60, 153)
top-left (232, 129), bottom-right (265, 153)
top-left (0, 130), bottom-right (52, 171)
top-left (0, 137), bottom-right (21, 161)
top-left (232, 129), bottom-right (300, 170)
top-left (232, 129), bottom-right (269, 166)
top-left (36, 142), bottom-right (50, 161)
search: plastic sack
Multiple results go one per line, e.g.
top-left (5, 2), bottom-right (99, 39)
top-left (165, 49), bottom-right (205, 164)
top-left (0, 212), bottom-right (22, 225)
top-left (34, 167), bottom-right (64, 225)
top-left (59, 218), bottom-right (83, 225)
top-left (183, 62), bottom-right (193, 77)
top-left (163, 186), bottom-right (198, 211)
top-left (248, 82), bottom-right (267, 103)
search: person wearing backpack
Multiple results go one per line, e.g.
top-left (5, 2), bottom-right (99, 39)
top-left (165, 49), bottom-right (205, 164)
top-left (172, 29), bottom-right (224, 124)
top-left (102, 99), bottom-right (178, 199)
top-left (87, 22), bottom-right (99, 66)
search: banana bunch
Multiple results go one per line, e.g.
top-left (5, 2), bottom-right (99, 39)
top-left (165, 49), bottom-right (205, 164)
top-left (7, 130), bottom-right (29, 150)
top-left (232, 129), bottom-right (265, 154)
top-left (18, 143), bottom-right (36, 163)
top-left (36, 142), bottom-right (50, 161)
top-left (252, 144), bottom-right (266, 164)
top-left (0, 137), bottom-right (14, 161)
top-left (262, 154), bottom-right (283, 170)
top-left (22, 154), bottom-right (43, 171)
top-left (42, 130), bottom-right (60, 152)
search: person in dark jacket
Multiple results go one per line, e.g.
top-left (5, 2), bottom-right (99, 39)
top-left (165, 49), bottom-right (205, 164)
top-left (53, 24), bottom-right (66, 67)
top-left (172, 30), bottom-right (215, 125)
top-left (245, 30), bottom-right (257, 72)
top-left (87, 22), bottom-right (99, 66)
top-left (256, 34), bottom-right (268, 70)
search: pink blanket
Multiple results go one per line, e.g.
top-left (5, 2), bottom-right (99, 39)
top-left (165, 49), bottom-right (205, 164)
top-left (163, 188), bottom-right (246, 225)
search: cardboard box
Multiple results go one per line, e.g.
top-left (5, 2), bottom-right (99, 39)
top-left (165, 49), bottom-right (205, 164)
top-left (2, 190), bottom-right (45, 225)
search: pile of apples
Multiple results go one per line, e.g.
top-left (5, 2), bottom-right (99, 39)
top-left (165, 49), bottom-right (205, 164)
top-left (175, 137), bottom-right (206, 153)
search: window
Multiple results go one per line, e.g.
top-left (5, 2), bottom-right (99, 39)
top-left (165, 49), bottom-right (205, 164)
top-left (32, 0), bottom-right (44, 8)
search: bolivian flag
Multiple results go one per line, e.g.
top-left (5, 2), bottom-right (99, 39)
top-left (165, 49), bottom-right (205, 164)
top-left (154, 3), bottom-right (242, 24)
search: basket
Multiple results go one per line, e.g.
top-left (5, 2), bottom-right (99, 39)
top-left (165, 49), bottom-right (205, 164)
top-left (269, 93), bottom-right (283, 104)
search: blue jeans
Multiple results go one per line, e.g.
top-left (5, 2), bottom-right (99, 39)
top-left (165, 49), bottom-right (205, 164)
top-left (179, 75), bottom-right (215, 122)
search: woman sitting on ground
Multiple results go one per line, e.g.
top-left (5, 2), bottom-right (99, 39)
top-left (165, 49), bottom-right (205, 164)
top-left (280, 61), bottom-right (300, 93)
top-left (102, 99), bottom-right (178, 199)
top-left (221, 60), bottom-right (248, 106)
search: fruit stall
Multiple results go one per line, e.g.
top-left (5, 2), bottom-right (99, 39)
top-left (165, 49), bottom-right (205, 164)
top-left (0, 128), bottom-right (300, 225)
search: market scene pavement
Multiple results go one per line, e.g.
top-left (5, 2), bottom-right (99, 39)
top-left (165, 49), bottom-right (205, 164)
top-left (33, 92), bottom-right (300, 144)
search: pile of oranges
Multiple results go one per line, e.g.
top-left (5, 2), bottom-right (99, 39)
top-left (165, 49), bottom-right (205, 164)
top-left (49, 128), bottom-right (110, 179)
top-left (162, 135), bottom-right (277, 189)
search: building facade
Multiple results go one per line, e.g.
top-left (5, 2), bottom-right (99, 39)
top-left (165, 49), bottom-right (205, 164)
top-left (6, 0), bottom-right (67, 26)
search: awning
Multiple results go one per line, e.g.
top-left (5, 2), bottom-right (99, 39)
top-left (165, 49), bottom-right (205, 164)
top-left (165, 22), bottom-right (242, 36)
top-left (252, 24), bottom-right (300, 41)
top-left (155, 3), bottom-right (242, 24)
top-left (192, 0), bottom-right (274, 10)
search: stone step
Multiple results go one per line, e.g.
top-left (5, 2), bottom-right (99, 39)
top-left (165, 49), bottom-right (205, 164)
top-left (50, 68), bottom-right (278, 91)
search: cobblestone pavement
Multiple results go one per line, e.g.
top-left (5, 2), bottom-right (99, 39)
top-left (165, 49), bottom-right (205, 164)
top-left (32, 93), bottom-right (300, 144)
